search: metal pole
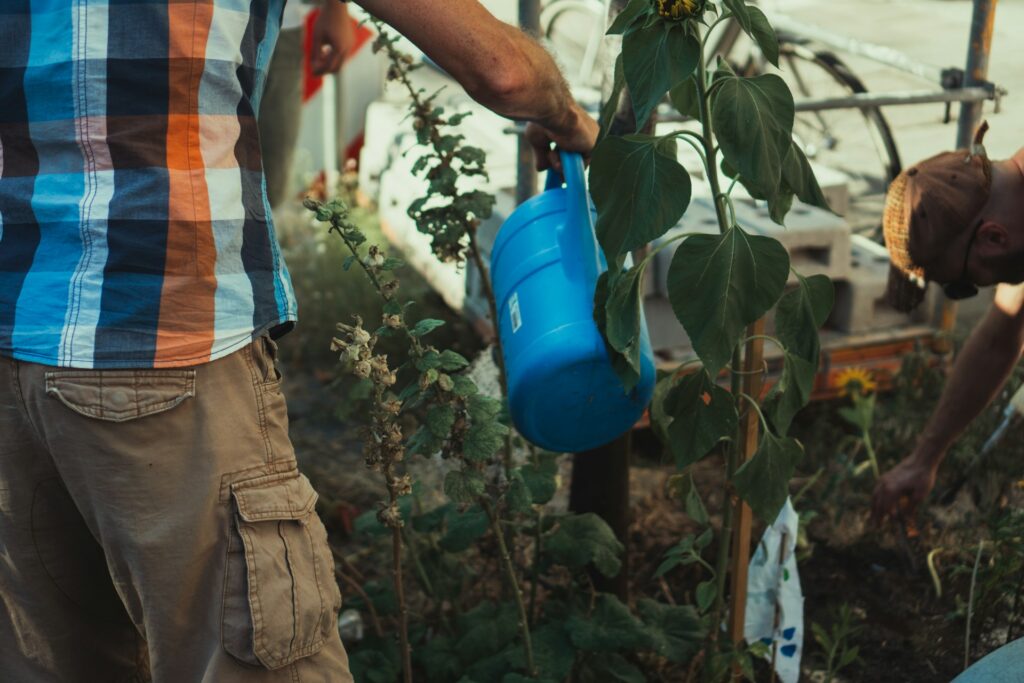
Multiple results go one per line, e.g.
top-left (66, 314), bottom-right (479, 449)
top-left (939, 0), bottom-right (998, 343)
top-left (516, 0), bottom-right (542, 205)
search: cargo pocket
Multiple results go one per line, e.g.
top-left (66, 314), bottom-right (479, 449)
top-left (222, 472), bottom-right (341, 669)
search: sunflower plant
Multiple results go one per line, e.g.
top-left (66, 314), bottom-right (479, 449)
top-left (591, 0), bottom-right (834, 659)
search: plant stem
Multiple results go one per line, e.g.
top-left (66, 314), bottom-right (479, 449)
top-left (529, 508), bottom-right (543, 626)
top-left (389, 494), bottom-right (413, 683)
top-left (965, 541), bottom-right (985, 670)
top-left (481, 497), bottom-right (536, 676)
top-left (695, 45), bottom-right (731, 238)
top-left (402, 528), bottom-right (435, 597)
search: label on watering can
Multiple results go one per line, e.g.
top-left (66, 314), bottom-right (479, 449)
top-left (509, 291), bottom-right (522, 333)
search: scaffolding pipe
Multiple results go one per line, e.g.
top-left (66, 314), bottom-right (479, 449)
top-left (940, 0), bottom-right (999, 343)
top-left (516, 0), bottom-right (542, 205)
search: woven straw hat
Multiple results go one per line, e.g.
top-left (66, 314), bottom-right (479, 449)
top-left (883, 122), bottom-right (993, 312)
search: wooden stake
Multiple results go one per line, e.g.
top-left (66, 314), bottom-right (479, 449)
top-left (729, 319), bottom-right (766, 653)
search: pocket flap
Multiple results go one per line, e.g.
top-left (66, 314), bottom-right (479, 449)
top-left (231, 474), bottom-right (319, 523)
top-left (44, 370), bottom-right (196, 422)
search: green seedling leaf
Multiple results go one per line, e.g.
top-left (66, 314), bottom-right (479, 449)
top-left (664, 370), bottom-right (738, 468)
top-left (732, 431), bottom-right (803, 523)
top-left (567, 594), bottom-right (651, 651)
top-left (426, 403), bottom-right (456, 438)
top-left (381, 257), bottom-right (405, 271)
top-left (439, 349), bottom-right (469, 371)
top-left (415, 634), bottom-right (464, 682)
top-left (578, 652), bottom-right (646, 683)
top-left (456, 601), bottom-right (520, 665)
top-left (444, 469), bottom-right (486, 503)
top-left (604, 262), bottom-right (649, 388)
top-left (508, 623), bottom-right (576, 681)
top-left (467, 393), bottom-right (502, 421)
top-left (452, 374), bottom-right (478, 397)
top-left (545, 513), bottom-right (624, 577)
top-left (591, 134), bottom-right (691, 258)
top-left (520, 452), bottom-right (560, 505)
top-left (667, 227), bottom-right (789, 375)
top-left (464, 420), bottom-right (509, 462)
top-left (607, 0), bottom-right (651, 35)
top-left (637, 599), bottom-right (704, 663)
top-left (505, 470), bottom-right (533, 515)
top-left (440, 506), bottom-right (490, 552)
top-left (410, 318), bottom-right (445, 337)
top-left (599, 53), bottom-right (626, 141)
top-left (623, 22), bottom-right (700, 129)
top-left (696, 580), bottom-right (717, 613)
top-left (712, 72), bottom-right (794, 201)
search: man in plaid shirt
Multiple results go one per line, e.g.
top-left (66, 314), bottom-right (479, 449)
top-left (0, 0), bottom-right (596, 680)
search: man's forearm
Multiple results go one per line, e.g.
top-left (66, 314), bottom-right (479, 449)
top-left (356, 0), bottom-right (580, 133)
top-left (914, 303), bottom-right (1024, 467)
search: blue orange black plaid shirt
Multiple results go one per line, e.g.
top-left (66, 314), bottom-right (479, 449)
top-left (0, 0), bottom-right (298, 369)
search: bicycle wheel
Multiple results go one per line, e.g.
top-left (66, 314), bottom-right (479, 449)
top-left (541, 0), bottom-right (614, 92)
top-left (765, 39), bottom-right (902, 235)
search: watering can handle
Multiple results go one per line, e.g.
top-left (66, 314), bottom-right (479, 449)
top-left (545, 151), bottom-right (601, 285)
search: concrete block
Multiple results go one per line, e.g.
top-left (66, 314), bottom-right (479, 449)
top-left (827, 235), bottom-right (937, 334)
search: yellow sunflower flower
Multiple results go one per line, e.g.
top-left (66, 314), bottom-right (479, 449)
top-left (656, 0), bottom-right (698, 20)
top-left (835, 367), bottom-right (877, 396)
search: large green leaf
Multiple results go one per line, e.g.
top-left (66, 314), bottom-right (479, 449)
top-left (664, 370), bottom-right (738, 468)
top-left (721, 0), bottom-right (751, 32)
top-left (544, 513), bottom-right (624, 577)
top-left (781, 141), bottom-right (832, 213)
top-left (747, 5), bottom-right (780, 66)
top-left (669, 76), bottom-right (700, 120)
top-left (776, 273), bottom-right (834, 362)
top-left (604, 262), bottom-right (649, 385)
top-left (607, 0), bottom-right (651, 35)
top-left (567, 594), bottom-right (651, 651)
top-left (599, 53), bottom-right (626, 141)
top-left (591, 134), bottom-right (692, 258)
top-left (763, 274), bottom-right (833, 434)
top-left (464, 419), bottom-right (508, 462)
top-left (637, 599), bottom-right (704, 663)
top-left (732, 431), bottom-right (803, 523)
top-left (711, 72), bottom-right (794, 201)
top-left (505, 470), bottom-right (533, 515)
top-left (762, 353), bottom-right (816, 435)
top-left (623, 22), bottom-right (700, 129)
top-left (595, 271), bottom-right (642, 391)
top-left (667, 227), bottom-right (789, 375)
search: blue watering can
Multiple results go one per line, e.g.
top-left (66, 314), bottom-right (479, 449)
top-left (490, 150), bottom-right (656, 453)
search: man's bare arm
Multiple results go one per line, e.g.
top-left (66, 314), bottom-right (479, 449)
top-left (872, 283), bottom-right (1024, 520)
top-left (354, 0), bottom-right (596, 165)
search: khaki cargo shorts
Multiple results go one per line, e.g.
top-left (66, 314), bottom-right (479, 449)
top-left (0, 337), bottom-right (354, 682)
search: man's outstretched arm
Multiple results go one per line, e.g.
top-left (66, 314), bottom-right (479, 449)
top-left (354, 0), bottom-right (597, 167)
top-left (872, 282), bottom-right (1024, 522)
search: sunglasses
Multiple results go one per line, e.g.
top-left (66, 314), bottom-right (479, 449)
top-left (942, 219), bottom-right (981, 300)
